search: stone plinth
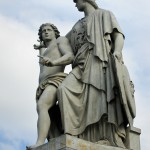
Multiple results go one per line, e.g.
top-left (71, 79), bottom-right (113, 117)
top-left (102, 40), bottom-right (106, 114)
top-left (30, 134), bottom-right (131, 150)
top-left (125, 127), bottom-right (141, 150)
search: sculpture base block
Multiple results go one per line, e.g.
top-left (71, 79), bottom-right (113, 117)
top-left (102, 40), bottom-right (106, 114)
top-left (125, 126), bottom-right (141, 150)
top-left (30, 134), bottom-right (131, 150)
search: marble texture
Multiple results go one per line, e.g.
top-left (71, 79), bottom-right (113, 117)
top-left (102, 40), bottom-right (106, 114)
top-left (30, 134), bottom-right (132, 150)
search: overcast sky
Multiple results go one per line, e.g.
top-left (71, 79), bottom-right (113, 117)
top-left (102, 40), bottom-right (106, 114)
top-left (0, 0), bottom-right (150, 149)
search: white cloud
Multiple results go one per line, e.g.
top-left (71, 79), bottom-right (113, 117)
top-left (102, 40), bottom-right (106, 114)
top-left (0, 143), bottom-right (17, 150)
top-left (0, 13), bottom-right (72, 149)
top-left (0, 14), bottom-right (38, 147)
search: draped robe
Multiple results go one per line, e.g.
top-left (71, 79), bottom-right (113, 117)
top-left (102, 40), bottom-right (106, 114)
top-left (57, 8), bottom-right (136, 148)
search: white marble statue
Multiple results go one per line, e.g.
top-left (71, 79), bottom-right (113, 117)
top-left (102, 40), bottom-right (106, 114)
top-left (57, 0), bottom-right (136, 148)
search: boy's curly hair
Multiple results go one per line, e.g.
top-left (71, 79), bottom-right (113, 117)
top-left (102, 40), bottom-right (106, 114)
top-left (38, 23), bottom-right (60, 42)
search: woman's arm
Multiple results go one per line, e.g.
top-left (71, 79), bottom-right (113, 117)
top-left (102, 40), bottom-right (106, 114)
top-left (111, 32), bottom-right (124, 61)
top-left (52, 36), bottom-right (74, 66)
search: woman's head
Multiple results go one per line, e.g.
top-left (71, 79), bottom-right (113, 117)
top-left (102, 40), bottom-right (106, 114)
top-left (73, 0), bottom-right (98, 9)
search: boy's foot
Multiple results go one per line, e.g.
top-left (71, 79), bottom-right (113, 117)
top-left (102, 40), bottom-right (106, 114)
top-left (26, 143), bottom-right (43, 150)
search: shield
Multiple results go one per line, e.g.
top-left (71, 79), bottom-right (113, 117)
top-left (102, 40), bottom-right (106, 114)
top-left (113, 56), bottom-right (136, 126)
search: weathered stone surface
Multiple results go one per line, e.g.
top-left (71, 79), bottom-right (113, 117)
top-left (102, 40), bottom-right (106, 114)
top-left (29, 1), bottom-right (140, 149)
top-left (31, 134), bottom-right (130, 150)
top-left (125, 127), bottom-right (141, 150)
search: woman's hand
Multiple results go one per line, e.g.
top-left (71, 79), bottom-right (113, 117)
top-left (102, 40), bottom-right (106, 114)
top-left (33, 40), bottom-right (45, 50)
top-left (113, 51), bottom-right (122, 61)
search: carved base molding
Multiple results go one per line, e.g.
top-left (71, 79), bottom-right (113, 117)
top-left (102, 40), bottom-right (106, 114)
top-left (30, 127), bottom-right (141, 150)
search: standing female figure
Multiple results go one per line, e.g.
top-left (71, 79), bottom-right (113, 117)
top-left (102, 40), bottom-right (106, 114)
top-left (58, 0), bottom-right (136, 148)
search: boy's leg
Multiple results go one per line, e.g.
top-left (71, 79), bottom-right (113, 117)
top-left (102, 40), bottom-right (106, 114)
top-left (30, 85), bottom-right (57, 148)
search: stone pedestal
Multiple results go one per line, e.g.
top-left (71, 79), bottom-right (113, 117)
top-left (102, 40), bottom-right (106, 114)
top-left (125, 127), bottom-right (141, 150)
top-left (29, 126), bottom-right (141, 150)
top-left (30, 134), bottom-right (129, 150)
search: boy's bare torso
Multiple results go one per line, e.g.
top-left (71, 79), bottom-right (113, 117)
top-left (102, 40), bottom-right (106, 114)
top-left (39, 38), bottom-right (65, 83)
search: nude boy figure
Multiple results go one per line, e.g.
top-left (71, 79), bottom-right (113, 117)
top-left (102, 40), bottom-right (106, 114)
top-left (28, 23), bottom-right (74, 149)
